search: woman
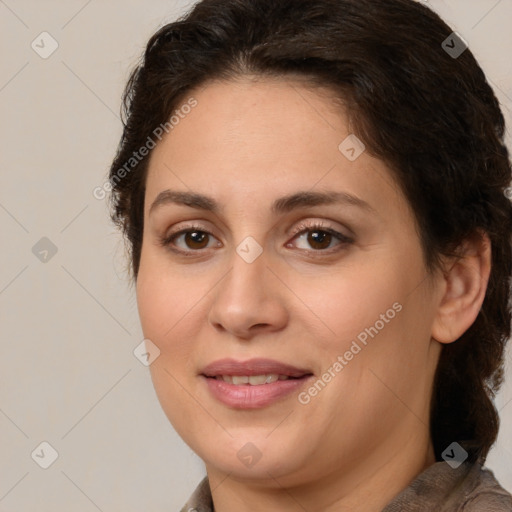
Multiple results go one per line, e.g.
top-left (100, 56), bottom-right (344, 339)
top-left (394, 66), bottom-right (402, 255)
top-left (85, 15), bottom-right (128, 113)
top-left (107, 0), bottom-right (512, 509)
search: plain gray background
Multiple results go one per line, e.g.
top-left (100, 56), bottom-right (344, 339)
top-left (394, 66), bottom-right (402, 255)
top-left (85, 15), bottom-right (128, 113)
top-left (1, 0), bottom-right (511, 510)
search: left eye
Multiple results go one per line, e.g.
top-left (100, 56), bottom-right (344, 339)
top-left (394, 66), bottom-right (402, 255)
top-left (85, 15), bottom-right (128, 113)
top-left (288, 224), bottom-right (352, 251)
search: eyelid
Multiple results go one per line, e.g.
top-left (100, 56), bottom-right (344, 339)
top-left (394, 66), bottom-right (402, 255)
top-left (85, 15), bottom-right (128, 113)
top-left (158, 222), bottom-right (219, 252)
top-left (289, 219), bottom-right (353, 241)
top-left (159, 218), bottom-right (354, 255)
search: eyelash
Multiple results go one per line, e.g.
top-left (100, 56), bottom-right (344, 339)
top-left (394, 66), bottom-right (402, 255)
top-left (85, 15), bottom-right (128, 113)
top-left (158, 221), bottom-right (353, 256)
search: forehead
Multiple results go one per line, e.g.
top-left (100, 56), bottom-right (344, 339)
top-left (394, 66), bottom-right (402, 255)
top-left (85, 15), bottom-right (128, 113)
top-left (144, 77), bottom-right (404, 220)
top-left (154, 77), bottom-right (346, 155)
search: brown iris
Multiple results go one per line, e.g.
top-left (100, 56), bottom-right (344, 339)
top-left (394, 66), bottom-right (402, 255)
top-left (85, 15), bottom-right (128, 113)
top-left (184, 230), bottom-right (209, 249)
top-left (306, 230), bottom-right (332, 250)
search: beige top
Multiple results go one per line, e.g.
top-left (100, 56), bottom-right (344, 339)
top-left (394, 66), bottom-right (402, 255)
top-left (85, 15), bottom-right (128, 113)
top-left (180, 461), bottom-right (512, 511)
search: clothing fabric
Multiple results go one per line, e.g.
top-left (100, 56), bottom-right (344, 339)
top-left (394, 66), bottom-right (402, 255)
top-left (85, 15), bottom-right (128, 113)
top-left (179, 461), bottom-right (512, 511)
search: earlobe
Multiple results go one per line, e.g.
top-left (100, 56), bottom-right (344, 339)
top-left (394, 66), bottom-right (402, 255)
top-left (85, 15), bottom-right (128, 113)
top-left (431, 231), bottom-right (491, 344)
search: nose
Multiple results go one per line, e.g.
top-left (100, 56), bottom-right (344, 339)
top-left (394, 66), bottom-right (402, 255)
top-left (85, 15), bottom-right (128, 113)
top-left (207, 245), bottom-right (289, 340)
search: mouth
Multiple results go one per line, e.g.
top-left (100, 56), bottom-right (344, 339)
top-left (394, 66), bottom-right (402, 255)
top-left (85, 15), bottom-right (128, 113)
top-left (210, 374), bottom-right (299, 385)
top-left (200, 358), bottom-right (314, 408)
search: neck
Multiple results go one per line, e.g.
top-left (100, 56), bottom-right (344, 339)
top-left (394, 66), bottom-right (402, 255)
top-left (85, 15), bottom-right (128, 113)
top-left (206, 430), bottom-right (436, 512)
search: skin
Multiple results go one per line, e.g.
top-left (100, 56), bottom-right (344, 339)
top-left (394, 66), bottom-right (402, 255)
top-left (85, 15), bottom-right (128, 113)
top-left (136, 76), bottom-right (491, 512)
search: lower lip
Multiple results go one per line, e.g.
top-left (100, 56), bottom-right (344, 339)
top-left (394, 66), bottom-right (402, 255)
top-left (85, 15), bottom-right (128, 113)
top-left (202, 376), bottom-right (312, 409)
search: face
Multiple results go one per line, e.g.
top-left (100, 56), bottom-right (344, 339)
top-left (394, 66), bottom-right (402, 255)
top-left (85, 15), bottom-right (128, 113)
top-left (136, 77), bottom-right (443, 487)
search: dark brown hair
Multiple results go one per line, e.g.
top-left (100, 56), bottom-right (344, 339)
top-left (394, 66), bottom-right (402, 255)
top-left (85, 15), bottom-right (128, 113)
top-left (108, 0), bottom-right (512, 463)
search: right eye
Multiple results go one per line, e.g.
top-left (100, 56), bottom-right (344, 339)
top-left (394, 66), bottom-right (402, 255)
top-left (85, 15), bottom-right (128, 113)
top-left (158, 224), bottom-right (222, 254)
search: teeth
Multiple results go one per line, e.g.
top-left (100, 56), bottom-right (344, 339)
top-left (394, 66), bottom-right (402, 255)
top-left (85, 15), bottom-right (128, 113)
top-left (250, 374), bottom-right (275, 385)
top-left (215, 374), bottom-right (289, 385)
top-left (231, 376), bottom-right (249, 385)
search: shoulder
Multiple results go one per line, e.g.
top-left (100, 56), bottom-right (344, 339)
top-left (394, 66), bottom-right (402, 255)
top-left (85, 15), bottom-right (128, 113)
top-left (179, 476), bottom-right (213, 512)
top-left (460, 466), bottom-right (512, 511)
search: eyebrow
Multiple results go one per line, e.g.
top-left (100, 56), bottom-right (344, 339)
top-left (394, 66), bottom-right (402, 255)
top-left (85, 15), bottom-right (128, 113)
top-left (148, 189), bottom-right (375, 216)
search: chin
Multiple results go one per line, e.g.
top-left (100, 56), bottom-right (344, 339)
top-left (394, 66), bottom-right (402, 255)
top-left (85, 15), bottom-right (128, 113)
top-left (197, 434), bottom-right (308, 481)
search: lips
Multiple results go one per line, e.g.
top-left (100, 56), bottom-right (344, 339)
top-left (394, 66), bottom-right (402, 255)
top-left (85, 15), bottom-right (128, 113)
top-left (200, 358), bottom-right (314, 409)
top-left (201, 358), bottom-right (312, 378)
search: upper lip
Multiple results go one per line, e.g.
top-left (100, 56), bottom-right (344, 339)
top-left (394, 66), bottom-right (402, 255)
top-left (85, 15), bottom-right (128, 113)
top-left (201, 358), bottom-right (313, 378)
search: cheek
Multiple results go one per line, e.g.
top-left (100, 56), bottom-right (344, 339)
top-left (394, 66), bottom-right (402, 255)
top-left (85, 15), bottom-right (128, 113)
top-left (300, 264), bottom-right (436, 428)
top-left (136, 268), bottom-right (208, 440)
top-left (300, 262), bottom-right (405, 351)
top-left (298, 252), bottom-right (433, 402)
top-left (136, 256), bottom-right (217, 390)
top-left (136, 254), bottom-right (200, 342)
